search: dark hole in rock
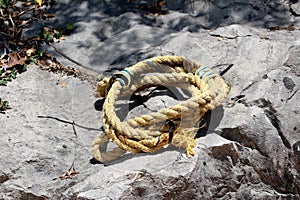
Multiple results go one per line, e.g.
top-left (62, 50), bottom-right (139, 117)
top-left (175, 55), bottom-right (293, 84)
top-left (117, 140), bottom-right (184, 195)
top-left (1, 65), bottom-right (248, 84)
top-left (253, 5), bottom-right (260, 10)
top-left (263, 74), bottom-right (268, 79)
top-left (0, 173), bottom-right (9, 184)
top-left (283, 77), bottom-right (296, 91)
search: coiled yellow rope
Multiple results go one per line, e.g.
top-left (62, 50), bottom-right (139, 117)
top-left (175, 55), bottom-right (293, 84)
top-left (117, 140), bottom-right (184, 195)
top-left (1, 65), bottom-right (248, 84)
top-left (92, 56), bottom-right (230, 163)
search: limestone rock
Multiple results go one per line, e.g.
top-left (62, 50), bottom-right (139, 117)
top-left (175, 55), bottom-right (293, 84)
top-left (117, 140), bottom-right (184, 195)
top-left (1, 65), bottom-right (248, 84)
top-left (290, 1), bottom-right (300, 16)
top-left (1, 0), bottom-right (300, 199)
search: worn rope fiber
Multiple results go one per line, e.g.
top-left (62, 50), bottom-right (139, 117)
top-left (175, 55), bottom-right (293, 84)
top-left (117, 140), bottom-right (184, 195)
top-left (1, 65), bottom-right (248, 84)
top-left (92, 56), bottom-right (230, 163)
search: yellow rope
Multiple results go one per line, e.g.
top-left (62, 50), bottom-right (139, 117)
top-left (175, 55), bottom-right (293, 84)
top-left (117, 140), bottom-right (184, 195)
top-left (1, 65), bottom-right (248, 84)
top-left (92, 56), bottom-right (230, 163)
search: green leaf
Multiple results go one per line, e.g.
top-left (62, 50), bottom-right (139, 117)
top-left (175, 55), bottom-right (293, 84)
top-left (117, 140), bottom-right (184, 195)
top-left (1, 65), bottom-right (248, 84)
top-left (0, 79), bottom-right (7, 86)
top-left (0, 99), bottom-right (10, 112)
top-left (38, 50), bottom-right (45, 58)
top-left (65, 23), bottom-right (73, 31)
top-left (0, 0), bottom-right (8, 8)
top-left (54, 30), bottom-right (62, 38)
top-left (28, 57), bottom-right (34, 63)
top-left (46, 34), bottom-right (54, 42)
top-left (11, 73), bottom-right (16, 79)
top-left (22, 64), bottom-right (28, 72)
top-left (11, 69), bottom-right (17, 79)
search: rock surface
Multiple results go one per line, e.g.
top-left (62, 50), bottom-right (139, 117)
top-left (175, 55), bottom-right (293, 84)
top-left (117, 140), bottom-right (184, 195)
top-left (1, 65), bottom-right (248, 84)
top-left (1, 0), bottom-right (300, 199)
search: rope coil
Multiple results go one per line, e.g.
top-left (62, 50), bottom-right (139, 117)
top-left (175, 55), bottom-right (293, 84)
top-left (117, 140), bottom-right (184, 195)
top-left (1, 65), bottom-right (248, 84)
top-left (92, 55), bottom-right (230, 163)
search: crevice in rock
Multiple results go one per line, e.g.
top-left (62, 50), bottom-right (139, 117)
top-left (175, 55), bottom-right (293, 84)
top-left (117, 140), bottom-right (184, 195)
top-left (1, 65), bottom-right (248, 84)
top-left (238, 98), bottom-right (291, 149)
top-left (264, 109), bottom-right (291, 149)
top-left (241, 80), bottom-right (259, 92)
top-left (209, 142), bottom-right (240, 166)
top-left (209, 33), bottom-right (252, 40)
top-left (0, 172), bottom-right (9, 184)
top-left (286, 88), bottom-right (299, 102)
top-left (252, 99), bottom-right (291, 149)
top-left (289, 2), bottom-right (300, 17)
top-left (236, 143), bottom-right (299, 194)
top-left (3, 188), bottom-right (49, 200)
top-left (20, 191), bottom-right (48, 200)
top-left (220, 127), bottom-right (268, 158)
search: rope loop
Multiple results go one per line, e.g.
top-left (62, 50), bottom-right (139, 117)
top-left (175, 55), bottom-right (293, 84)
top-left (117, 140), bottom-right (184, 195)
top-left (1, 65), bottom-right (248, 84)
top-left (111, 69), bottom-right (132, 89)
top-left (93, 55), bottom-right (230, 163)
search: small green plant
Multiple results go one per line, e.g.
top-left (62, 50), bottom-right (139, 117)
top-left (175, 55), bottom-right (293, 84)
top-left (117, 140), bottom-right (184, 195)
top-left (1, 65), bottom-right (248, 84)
top-left (39, 27), bottom-right (67, 43)
top-left (0, 0), bottom-right (8, 8)
top-left (0, 64), bottom-right (27, 86)
top-left (0, 98), bottom-right (10, 113)
top-left (0, 0), bottom-right (63, 114)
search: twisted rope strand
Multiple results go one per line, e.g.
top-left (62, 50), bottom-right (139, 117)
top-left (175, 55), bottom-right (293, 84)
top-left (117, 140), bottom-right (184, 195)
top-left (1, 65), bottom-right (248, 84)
top-left (92, 56), bottom-right (230, 163)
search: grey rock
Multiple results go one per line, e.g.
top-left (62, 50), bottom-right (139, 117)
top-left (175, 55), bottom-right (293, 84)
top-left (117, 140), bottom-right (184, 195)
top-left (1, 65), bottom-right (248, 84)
top-left (284, 45), bottom-right (300, 76)
top-left (22, 21), bottom-right (44, 39)
top-left (208, 24), bottom-right (257, 38)
top-left (290, 1), bottom-right (300, 16)
top-left (166, 0), bottom-right (294, 28)
top-left (1, 0), bottom-right (300, 199)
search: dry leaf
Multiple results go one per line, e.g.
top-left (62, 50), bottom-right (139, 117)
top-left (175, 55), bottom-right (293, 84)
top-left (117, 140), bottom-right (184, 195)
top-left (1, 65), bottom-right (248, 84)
top-left (26, 48), bottom-right (35, 56)
top-left (60, 82), bottom-right (67, 88)
top-left (59, 170), bottom-right (79, 180)
top-left (35, 0), bottom-right (42, 6)
top-left (23, 2), bottom-right (33, 6)
top-left (47, 13), bottom-right (56, 18)
top-left (7, 53), bottom-right (26, 68)
top-left (53, 37), bottom-right (60, 43)
top-left (20, 20), bottom-right (30, 26)
top-left (1, 59), bottom-right (8, 66)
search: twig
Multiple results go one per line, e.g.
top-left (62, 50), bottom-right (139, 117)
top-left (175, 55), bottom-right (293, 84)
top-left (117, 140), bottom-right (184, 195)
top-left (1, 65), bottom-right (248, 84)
top-left (48, 43), bottom-right (100, 74)
top-left (58, 159), bottom-right (79, 180)
top-left (56, 120), bottom-right (80, 180)
top-left (37, 115), bottom-right (101, 131)
top-left (8, 14), bottom-right (15, 38)
top-left (0, 48), bottom-right (6, 59)
top-left (16, 6), bottom-right (36, 17)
